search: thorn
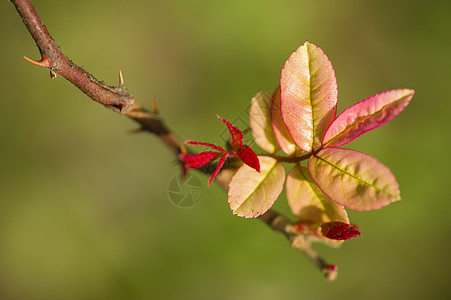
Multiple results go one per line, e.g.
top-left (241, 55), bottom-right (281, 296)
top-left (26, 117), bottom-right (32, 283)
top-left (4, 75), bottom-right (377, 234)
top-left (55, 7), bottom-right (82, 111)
top-left (119, 70), bottom-right (124, 88)
top-left (151, 98), bottom-right (159, 114)
top-left (23, 52), bottom-right (52, 68)
top-left (127, 127), bottom-right (145, 134)
top-left (180, 144), bottom-right (187, 155)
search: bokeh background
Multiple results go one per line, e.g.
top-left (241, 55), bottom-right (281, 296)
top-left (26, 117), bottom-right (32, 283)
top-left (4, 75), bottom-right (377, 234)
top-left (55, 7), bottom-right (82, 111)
top-left (1, 0), bottom-right (450, 299)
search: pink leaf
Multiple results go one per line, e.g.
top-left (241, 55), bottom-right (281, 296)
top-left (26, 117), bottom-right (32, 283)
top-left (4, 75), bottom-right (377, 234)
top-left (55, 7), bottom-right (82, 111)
top-left (218, 115), bottom-right (243, 148)
top-left (323, 89), bottom-right (415, 147)
top-left (270, 86), bottom-right (302, 156)
top-left (280, 41), bottom-right (337, 152)
top-left (308, 148), bottom-right (401, 211)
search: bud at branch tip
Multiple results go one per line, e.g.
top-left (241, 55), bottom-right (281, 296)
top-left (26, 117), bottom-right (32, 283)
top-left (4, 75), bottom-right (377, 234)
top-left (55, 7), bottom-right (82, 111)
top-left (323, 265), bottom-right (338, 281)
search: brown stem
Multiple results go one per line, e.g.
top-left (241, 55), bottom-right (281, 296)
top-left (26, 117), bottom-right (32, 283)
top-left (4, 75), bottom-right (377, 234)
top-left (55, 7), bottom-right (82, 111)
top-left (11, 0), bottom-right (336, 280)
top-left (124, 102), bottom-right (186, 155)
top-left (11, 0), bottom-right (186, 156)
top-left (11, 0), bottom-right (133, 113)
top-left (258, 210), bottom-right (337, 280)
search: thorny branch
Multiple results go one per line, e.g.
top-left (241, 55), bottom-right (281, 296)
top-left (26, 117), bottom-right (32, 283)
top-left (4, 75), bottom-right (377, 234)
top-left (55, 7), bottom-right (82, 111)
top-left (11, 0), bottom-right (337, 280)
top-left (11, 0), bottom-right (185, 156)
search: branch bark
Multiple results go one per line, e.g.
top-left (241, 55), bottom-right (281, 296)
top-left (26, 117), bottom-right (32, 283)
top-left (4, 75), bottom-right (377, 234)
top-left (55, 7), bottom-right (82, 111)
top-left (11, 0), bottom-right (337, 280)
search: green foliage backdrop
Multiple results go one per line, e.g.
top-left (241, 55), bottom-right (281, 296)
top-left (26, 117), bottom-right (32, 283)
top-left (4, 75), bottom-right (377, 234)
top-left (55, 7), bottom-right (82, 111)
top-left (1, 0), bottom-right (450, 299)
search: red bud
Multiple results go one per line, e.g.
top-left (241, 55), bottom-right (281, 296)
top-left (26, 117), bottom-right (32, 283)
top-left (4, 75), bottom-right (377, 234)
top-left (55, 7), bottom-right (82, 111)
top-left (321, 222), bottom-right (361, 240)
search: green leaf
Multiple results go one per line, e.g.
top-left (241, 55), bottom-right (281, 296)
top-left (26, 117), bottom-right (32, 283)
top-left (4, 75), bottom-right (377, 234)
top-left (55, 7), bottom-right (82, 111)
top-left (286, 164), bottom-right (349, 224)
top-left (249, 91), bottom-right (279, 153)
top-left (228, 156), bottom-right (285, 218)
top-left (308, 148), bottom-right (401, 211)
top-left (270, 86), bottom-right (302, 156)
top-left (280, 41), bottom-right (337, 152)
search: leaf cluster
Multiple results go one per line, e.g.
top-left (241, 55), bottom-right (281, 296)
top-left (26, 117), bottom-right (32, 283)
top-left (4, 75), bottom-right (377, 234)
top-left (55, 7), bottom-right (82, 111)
top-left (228, 41), bottom-right (414, 242)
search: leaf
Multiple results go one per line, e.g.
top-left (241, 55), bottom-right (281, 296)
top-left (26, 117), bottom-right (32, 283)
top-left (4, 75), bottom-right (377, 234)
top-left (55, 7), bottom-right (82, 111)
top-left (308, 148), bottom-right (400, 211)
top-left (286, 164), bottom-right (349, 224)
top-left (228, 156), bottom-right (285, 218)
top-left (236, 145), bottom-right (260, 172)
top-left (280, 41), bottom-right (337, 152)
top-left (218, 115), bottom-right (243, 148)
top-left (208, 153), bottom-right (227, 186)
top-left (270, 86), bottom-right (301, 156)
top-left (321, 222), bottom-right (361, 240)
top-left (249, 91), bottom-right (279, 153)
top-left (180, 151), bottom-right (222, 168)
top-left (186, 140), bottom-right (225, 152)
top-left (323, 89), bottom-right (415, 147)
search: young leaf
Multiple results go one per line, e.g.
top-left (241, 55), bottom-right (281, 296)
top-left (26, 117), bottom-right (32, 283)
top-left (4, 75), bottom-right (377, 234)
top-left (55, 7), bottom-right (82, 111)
top-left (183, 117), bottom-right (260, 185)
top-left (181, 151), bottom-right (222, 168)
top-left (321, 222), bottom-right (361, 240)
top-left (228, 156), bottom-right (285, 218)
top-left (218, 116), bottom-right (243, 148)
top-left (249, 91), bottom-right (279, 153)
top-left (308, 148), bottom-right (400, 211)
top-left (270, 86), bottom-right (301, 156)
top-left (280, 41), bottom-right (337, 152)
top-left (323, 89), bottom-right (415, 147)
top-left (236, 145), bottom-right (260, 172)
top-left (286, 164), bottom-right (349, 224)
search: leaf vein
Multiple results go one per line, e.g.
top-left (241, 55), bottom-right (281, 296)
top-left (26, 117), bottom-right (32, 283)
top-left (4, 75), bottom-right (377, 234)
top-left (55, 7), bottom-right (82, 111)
top-left (234, 163), bottom-right (278, 212)
top-left (315, 155), bottom-right (386, 193)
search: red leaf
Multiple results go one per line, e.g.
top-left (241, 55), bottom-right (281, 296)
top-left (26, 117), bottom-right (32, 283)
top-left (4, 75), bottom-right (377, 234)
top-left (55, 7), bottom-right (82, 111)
top-left (180, 151), bottom-right (222, 168)
top-left (208, 153), bottom-right (227, 186)
top-left (185, 140), bottom-right (226, 152)
top-left (218, 115), bottom-right (243, 148)
top-left (237, 145), bottom-right (260, 172)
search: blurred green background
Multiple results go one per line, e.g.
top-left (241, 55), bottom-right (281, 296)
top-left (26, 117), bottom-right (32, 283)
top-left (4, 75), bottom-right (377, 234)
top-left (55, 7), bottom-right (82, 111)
top-left (1, 0), bottom-right (450, 299)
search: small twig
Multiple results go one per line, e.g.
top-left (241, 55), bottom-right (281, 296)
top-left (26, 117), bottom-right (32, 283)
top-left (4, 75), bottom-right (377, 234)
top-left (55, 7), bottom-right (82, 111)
top-left (262, 152), bottom-right (313, 163)
top-left (11, 0), bottom-right (336, 280)
top-left (258, 210), bottom-right (337, 280)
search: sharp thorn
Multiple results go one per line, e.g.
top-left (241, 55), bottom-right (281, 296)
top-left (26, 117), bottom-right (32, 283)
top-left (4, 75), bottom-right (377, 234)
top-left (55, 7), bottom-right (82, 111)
top-left (23, 52), bottom-right (52, 68)
top-left (119, 70), bottom-right (124, 88)
top-left (127, 127), bottom-right (145, 134)
top-left (180, 144), bottom-right (187, 155)
top-left (151, 98), bottom-right (159, 114)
